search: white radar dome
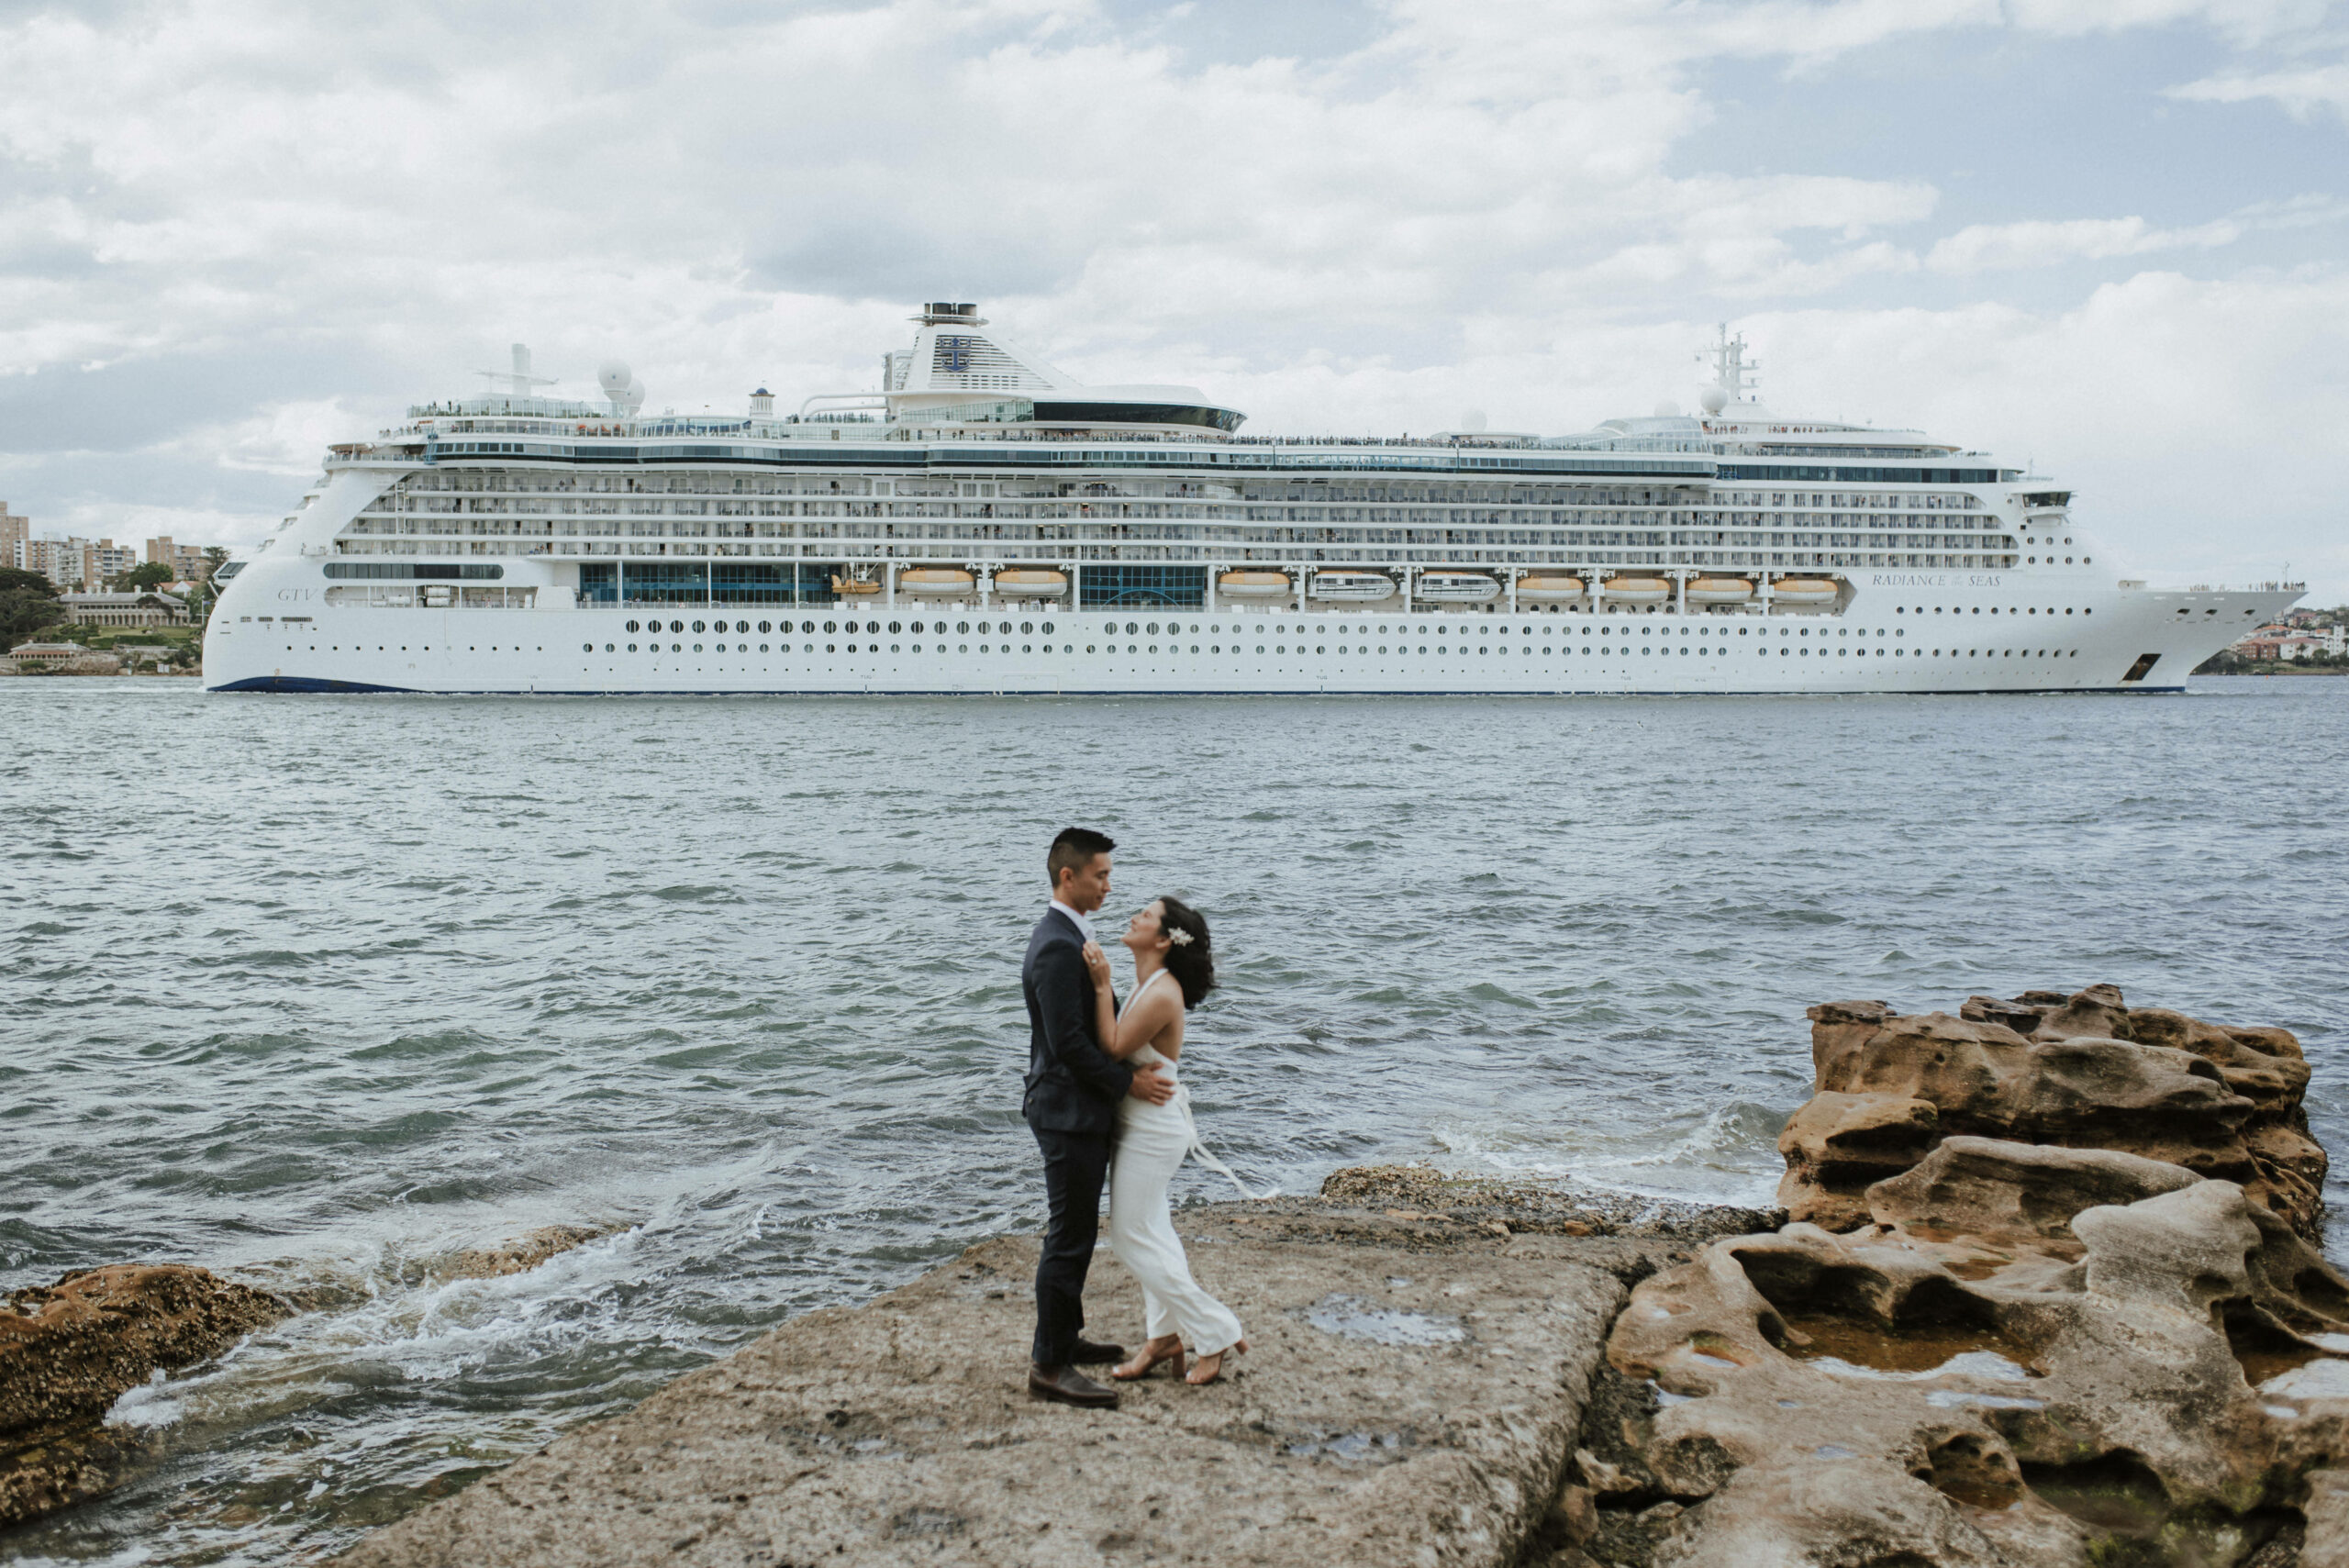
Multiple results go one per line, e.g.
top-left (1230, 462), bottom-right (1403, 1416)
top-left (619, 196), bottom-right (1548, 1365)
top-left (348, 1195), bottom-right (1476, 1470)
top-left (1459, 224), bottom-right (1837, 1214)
top-left (1653, 398), bottom-right (1682, 417)
top-left (1699, 385), bottom-right (1729, 415)
top-left (598, 361), bottom-right (631, 396)
top-left (621, 377), bottom-right (646, 416)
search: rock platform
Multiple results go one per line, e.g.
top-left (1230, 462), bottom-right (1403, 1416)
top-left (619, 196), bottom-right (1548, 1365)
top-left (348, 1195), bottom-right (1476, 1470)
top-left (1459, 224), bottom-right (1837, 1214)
top-left (334, 1182), bottom-right (1771, 1568)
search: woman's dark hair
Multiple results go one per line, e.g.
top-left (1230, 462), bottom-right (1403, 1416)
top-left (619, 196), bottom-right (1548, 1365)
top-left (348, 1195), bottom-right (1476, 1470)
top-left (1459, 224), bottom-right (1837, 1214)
top-left (1156, 896), bottom-right (1216, 1009)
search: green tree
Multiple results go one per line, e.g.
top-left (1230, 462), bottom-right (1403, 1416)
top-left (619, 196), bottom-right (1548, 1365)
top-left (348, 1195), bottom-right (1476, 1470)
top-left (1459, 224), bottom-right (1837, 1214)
top-left (109, 561), bottom-right (175, 591)
top-left (0, 568), bottom-right (65, 651)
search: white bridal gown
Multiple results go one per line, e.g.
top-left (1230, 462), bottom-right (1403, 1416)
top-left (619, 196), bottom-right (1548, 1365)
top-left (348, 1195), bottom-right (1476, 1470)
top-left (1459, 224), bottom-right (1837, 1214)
top-left (1108, 971), bottom-right (1250, 1358)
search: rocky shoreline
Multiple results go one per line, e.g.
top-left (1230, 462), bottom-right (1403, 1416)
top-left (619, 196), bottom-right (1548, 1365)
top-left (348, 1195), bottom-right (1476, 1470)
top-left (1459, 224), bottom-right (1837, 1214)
top-left (6, 985), bottom-right (2343, 1566)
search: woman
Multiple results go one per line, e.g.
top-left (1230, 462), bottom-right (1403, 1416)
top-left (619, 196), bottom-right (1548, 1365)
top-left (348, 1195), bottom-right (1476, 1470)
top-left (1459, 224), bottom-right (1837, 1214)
top-left (1080, 896), bottom-right (1251, 1386)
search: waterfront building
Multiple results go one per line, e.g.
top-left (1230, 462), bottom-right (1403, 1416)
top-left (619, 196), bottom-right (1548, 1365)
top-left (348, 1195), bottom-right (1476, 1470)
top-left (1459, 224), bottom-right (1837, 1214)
top-left (61, 590), bottom-right (190, 628)
top-left (0, 505), bottom-right (27, 562)
top-left (204, 306), bottom-right (2301, 695)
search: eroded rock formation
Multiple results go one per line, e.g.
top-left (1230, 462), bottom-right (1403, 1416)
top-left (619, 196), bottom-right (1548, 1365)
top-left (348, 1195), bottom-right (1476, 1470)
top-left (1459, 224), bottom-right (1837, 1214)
top-left (0, 1264), bottom-right (289, 1527)
top-left (1781, 985), bottom-right (2324, 1237)
top-left (1535, 988), bottom-right (2349, 1568)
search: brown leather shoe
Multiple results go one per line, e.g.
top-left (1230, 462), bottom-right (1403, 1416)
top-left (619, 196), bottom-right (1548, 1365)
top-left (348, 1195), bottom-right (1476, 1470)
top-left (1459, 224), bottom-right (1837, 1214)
top-left (1029, 1362), bottom-right (1119, 1409)
top-left (1070, 1338), bottom-right (1126, 1364)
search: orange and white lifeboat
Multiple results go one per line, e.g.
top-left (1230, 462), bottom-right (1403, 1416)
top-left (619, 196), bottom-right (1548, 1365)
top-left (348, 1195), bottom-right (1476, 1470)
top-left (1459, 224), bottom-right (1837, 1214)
top-left (1686, 577), bottom-right (1754, 605)
top-left (898, 568), bottom-right (975, 598)
top-left (1310, 570), bottom-right (1397, 602)
top-left (1516, 574), bottom-right (1586, 604)
top-left (1599, 575), bottom-right (1671, 605)
top-left (831, 573), bottom-right (883, 597)
top-left (1770, 578), bottom-right (1840, 606)
top-left (1417, 571), bottom-right (1501, 603)
top-left (994, 569), bottom-right (1069, 599)
top-left (1218, 571), bottom-right (1292, 600)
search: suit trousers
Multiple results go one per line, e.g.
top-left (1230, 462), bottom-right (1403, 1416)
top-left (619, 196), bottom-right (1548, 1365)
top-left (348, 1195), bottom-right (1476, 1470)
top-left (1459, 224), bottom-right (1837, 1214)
top-left (1030, 1123), bottom-right (1112, 1365)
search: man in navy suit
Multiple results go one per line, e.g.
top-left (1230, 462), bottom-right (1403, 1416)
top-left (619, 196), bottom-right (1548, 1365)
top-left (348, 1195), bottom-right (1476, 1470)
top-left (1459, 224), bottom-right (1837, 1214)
top-left (1023, 826), bottom-right (1174, 1408)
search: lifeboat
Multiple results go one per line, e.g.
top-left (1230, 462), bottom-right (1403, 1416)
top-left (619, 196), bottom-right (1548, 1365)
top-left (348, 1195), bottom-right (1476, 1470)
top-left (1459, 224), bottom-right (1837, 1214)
top-left (1218, 571), bottom-right (1292, 601)
top-left (898, 568), bottom-right (975, 598)
top-left (1686, 577), bottom-right (1754, 605)
top-left (1416, 571), bottom-right (1501, 603)
top-left (1770, 578), bottom-right (1840, 607)
top-left (831, 573), bottom-right (883, 597)
top-left (1598, 576), bottom-right (1671, 605)
top-left (994, 569), bottom-right (1069, 599)
top-left (1310, 571), bottom-right (1397, 602)
top-left (1515, 574), bottom-right (1586, 604)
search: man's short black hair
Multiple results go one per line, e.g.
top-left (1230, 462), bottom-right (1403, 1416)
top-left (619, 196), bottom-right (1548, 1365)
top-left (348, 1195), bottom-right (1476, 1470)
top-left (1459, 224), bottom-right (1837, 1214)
top-left (1048, 827), bottom-right (1116, 889)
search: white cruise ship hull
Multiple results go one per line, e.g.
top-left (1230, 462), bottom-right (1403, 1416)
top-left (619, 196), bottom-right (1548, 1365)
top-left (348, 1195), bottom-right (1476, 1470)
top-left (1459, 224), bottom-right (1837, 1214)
top-left (204, 584), bottom-right (2289, 696)
top-left (202, 307), bottom-right (2303, 695)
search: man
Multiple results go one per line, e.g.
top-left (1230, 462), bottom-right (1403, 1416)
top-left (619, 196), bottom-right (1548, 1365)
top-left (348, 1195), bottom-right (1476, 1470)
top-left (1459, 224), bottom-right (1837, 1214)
top-left (1022, 826), bottom-right (1174, 1408)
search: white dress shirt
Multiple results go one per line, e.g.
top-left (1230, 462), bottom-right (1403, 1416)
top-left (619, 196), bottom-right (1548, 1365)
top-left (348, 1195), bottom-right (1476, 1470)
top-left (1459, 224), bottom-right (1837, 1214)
top-left (1048, 898), bottom-right (1094, 939)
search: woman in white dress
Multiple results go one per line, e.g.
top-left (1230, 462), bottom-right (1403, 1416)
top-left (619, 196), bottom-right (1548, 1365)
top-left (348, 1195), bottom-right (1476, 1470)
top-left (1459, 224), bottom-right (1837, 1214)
top-left (1079, 896), bottom-right (1251, 1385)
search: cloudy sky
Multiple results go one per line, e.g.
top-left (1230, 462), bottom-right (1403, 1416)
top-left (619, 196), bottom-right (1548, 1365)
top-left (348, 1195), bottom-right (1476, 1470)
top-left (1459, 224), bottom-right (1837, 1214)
top-left (3, 0), bottom-right (2343, 596)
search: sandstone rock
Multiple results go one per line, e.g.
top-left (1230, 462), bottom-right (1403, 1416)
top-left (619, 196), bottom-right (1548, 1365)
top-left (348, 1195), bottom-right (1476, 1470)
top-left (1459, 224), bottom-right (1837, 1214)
top-left (1650, 1457), bottom-right (2008, 1568)
top-left (1, 1264), bottom-right (289, 1527)
top-left (446, 1224), bottom-right (620, 1281)
top-left (1865, 1136), bottom-right (2201, 1250)
top-left (1784, 987), bottom-right (2322, 1238)
top-left (1580, 985), bottom-right (2346, 1567)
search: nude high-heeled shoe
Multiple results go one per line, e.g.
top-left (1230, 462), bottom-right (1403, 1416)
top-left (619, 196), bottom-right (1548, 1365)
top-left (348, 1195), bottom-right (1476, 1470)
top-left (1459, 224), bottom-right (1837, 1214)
top-left (1186, 1339), bottom-right (1248, 1385)
top-left (1112, 1335), bottom-right (1186, 1381)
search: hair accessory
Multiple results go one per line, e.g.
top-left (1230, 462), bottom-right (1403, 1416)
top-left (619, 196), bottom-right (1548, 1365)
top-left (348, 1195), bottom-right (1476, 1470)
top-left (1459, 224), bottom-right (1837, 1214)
top-left (1165, 927), bottom-right (1194, 947)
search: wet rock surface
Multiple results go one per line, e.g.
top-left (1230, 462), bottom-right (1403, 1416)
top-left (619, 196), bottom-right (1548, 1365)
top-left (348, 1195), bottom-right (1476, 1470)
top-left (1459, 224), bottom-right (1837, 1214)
top-left (446, 1223), bottom-right (621, 1281)
top-left (333, 1208), bottom-right (1658, 1568)
top-left (1542, 987), bottom-right (2349, 1568)
top-left (1, 1264), bottom-right (290, 1528)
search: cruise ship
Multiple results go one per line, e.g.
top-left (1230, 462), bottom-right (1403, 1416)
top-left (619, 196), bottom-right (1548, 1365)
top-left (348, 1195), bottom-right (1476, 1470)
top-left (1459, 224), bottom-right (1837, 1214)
top-left (203, 305), bottom-right (2299, 695)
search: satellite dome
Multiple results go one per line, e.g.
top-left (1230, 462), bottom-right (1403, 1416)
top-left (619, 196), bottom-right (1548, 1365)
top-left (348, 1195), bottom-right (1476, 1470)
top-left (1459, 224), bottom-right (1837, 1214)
top-left (1653, 398), bottom-right (1682, 418)
top-left (598, 361), bottom-right (631, 396)
top-left (621, 377), bottom-right (646, 416)
top-left (1699, 385), bottom-right (1729, 415)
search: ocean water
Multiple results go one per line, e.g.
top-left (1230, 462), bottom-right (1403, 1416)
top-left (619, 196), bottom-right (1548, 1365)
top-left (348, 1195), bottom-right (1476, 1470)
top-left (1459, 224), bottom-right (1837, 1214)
top-left (3, 676), bottom-right (2344, 1564)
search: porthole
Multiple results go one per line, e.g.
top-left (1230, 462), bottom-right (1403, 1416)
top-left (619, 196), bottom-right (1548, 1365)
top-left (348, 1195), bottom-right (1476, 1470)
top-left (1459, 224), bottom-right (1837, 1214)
top-left (627, 643), bottom-right (638, 652)
top-left (888, 620), bottom-right (903, 633)
top-left (1021, 621), bottom-right (1034, 634)
top-left (1126, 621), bottom-right (1140, 634)
top-left (604, 643), bottom-right (615, 653)
top-left (582, 643), bottom-right (593, 651)
top-left (626, 620), bottom-right (641, 633)
top-left (669, 620), bottom-right (685, 633)
top-left (735, 621), bottom-right (749, 634)
top-left (1146, 621), bottom-right (1160, 634)
top-left (957, 621), bottom-right (970, 633)
top-left (758, 621), bottom-right (772, 633)
top-left (1042, 621), bottom-right (1055, 634)
top-left (825, 620), bottom-right (839, 633)
top-left (693, 642), bottom-right (704, 652)
top-left (692, 620), bottom-right (707, 633)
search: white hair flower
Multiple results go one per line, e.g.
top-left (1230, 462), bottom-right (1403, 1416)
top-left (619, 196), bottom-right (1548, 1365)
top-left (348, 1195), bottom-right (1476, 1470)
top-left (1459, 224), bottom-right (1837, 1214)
top-left (1165, 926), bottom-right (1194, 946)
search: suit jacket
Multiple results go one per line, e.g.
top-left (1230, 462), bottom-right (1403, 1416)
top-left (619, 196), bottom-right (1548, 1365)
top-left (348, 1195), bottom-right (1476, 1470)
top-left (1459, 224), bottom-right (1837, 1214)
top-left (1022, 907), bottom-right (1134, 1135)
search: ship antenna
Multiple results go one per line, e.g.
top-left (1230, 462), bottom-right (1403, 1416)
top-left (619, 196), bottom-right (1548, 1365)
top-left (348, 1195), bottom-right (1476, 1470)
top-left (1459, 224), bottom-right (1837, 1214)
top-left (477, 342), bottom-right (558, 398)
top-left (1698, 324), bottom-right (1757, 417)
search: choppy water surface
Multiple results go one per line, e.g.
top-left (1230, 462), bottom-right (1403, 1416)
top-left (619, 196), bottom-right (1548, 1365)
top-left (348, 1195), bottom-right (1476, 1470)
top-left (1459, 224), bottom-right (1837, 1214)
top-left (5, 678), bottom-right (2345, 1563)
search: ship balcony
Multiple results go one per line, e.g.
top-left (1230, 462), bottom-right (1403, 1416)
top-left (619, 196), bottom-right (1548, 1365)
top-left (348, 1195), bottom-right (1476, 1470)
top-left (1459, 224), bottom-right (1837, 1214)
top-left (327, 442), bottom-right (429, 466)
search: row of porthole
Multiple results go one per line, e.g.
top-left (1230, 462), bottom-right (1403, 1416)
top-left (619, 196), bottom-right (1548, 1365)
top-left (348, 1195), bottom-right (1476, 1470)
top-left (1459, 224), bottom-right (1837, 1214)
top-left (581, 640), bottom-right (2085, 661)
top-left (624, 618), bottom-right (1050, 636)
top-left (606, 609), bottom-right (2091, 639)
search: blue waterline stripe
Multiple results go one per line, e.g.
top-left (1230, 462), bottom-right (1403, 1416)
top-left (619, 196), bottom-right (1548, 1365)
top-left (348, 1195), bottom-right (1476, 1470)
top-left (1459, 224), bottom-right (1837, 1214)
top-left (210, 681), bottom-right (2187, 697)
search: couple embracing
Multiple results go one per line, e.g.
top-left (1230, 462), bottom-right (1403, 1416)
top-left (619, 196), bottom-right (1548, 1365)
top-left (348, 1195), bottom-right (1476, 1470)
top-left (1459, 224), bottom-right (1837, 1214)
top-left (1020, 827), bottom-right (1253, 1410)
